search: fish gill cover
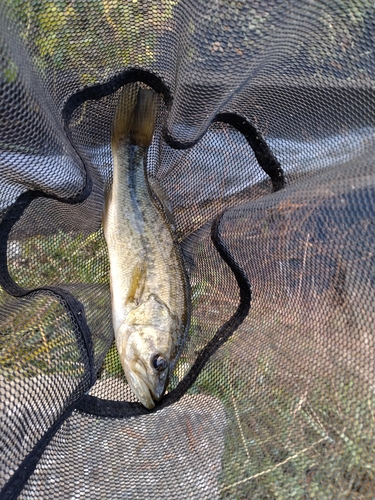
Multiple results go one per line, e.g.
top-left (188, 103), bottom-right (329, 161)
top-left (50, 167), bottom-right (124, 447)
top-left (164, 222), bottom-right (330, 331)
top-left (1, 0), bottom-right (375, 499)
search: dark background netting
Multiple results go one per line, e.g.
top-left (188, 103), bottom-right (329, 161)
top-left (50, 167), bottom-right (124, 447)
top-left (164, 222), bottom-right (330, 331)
top-left (1, 0), bottom-right (375, 498)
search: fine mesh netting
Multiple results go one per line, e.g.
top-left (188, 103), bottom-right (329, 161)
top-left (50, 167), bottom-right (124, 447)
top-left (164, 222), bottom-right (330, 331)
top-left (1, 0), bottom-right (375, 498)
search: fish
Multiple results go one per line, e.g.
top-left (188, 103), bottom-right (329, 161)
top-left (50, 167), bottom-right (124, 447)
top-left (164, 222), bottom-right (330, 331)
top-left (102, 83), bottom-right (189, 409)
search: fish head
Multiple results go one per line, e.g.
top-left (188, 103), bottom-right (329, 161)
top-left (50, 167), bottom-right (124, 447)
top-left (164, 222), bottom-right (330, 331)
top-left (117, 323), bottom-right (172, 409)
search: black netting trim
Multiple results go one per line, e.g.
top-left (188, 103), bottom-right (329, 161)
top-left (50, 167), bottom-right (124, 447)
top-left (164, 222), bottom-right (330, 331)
top-left (215, 113), bottom-right (285, 191)
top-left (164, 113), bottom-right (284, 191)
top-left (63, 70), bottom-right (284, 192)
top-left (0, 191), bottom-right (95, 499)
top-left (0, 398), bottom-right (82, 500)
top-left (0, 190), bottom-right (95, 381)
top-left (75, 210), bottom-right (252, 419)
top-left (62, 68), bottom-right (172, 126)
top-left (0, 72), bottom-right (253, 493)
top-left (0, 188), bottom-right (88, 293)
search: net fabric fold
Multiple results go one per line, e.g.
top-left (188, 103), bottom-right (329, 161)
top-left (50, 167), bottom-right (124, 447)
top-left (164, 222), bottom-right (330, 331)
top-left (1, 0), bottom-right (375, 498)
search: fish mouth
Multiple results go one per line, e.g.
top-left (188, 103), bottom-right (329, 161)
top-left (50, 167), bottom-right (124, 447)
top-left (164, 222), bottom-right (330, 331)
top-left (124, 359), bottom-right (167, 409)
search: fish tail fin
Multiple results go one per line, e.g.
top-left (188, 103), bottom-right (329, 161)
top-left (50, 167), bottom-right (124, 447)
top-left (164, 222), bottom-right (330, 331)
top-left (111, 83), bottom-right (158, 149)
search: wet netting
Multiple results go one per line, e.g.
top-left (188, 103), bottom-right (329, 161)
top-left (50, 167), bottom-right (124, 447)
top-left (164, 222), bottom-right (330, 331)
top-left (1, 0), bottom-right (375, 498)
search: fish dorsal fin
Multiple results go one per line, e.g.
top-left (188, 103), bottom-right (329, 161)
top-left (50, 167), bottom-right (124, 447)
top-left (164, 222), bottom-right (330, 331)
top-left (112, 84), bottom-right (158, 149)
top-left (148, 177), bottom-right (176, 230)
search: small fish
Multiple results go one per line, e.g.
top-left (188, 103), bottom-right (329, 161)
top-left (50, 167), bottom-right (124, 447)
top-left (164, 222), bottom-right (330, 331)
top-left (102, 83), bottom-right (189, 409)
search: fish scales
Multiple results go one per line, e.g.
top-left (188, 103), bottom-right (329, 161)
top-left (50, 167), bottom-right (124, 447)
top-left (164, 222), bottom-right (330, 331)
top-left (102, 84), bottom-right (189, 409)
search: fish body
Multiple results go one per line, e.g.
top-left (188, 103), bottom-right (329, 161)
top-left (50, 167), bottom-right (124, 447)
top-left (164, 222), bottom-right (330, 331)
top-left (102, 84), bottom-right (189, 409)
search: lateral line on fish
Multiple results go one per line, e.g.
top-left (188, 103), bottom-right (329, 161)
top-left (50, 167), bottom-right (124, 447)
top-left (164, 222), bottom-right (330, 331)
top-left (127, 145), bottom-right (146, 235)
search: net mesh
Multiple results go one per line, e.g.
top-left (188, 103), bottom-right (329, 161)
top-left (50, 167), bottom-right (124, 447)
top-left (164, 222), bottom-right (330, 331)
top-left (1, 0), bottom-right (375, 498)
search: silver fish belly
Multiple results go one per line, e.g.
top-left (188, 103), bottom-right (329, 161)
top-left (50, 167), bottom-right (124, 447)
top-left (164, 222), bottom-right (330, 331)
top-left (102, 84), bottom-right (188, 409)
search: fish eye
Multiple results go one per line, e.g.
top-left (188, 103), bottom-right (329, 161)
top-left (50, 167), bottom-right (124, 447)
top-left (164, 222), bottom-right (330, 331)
top-left (151, 354), bottom-right (168, 372)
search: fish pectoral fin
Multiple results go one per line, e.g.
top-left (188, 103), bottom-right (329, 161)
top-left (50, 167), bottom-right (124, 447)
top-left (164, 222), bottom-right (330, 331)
top-left (125, 262), bottom-right (147, 306)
